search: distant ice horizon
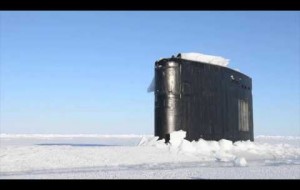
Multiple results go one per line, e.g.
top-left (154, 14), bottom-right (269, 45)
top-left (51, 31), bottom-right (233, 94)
top-left (1, 133), bottom-right (300, 138)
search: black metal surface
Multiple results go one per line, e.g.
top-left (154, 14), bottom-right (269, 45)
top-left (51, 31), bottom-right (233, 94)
top-left (154, 57), bottom-right (254, 142)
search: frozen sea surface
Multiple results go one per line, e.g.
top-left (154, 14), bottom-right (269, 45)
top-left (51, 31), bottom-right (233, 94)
top-left (0, 133), bottom-right (299, 179)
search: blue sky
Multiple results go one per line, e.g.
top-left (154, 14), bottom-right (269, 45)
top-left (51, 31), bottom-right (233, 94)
top-left (0, 11), bottom-right (299, 136)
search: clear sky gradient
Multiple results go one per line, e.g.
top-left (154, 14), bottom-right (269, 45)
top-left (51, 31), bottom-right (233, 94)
top-left (0, 11), bottom-right (299, 136)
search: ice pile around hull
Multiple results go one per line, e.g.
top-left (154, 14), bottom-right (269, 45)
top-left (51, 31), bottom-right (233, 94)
top-left (139, 130), bottom-right (300, 167)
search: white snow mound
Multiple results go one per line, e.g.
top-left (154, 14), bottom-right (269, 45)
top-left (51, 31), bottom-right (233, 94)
top-left (170, 130), bottom-right (186, 148)
top-left (177, 52), bottom-right (229, 67)
top-left (234, 157), bottom-right (248, 167)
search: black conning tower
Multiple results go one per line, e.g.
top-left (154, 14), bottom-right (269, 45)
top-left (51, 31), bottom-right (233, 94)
top-left (154, 57), bottom-right (254, 142)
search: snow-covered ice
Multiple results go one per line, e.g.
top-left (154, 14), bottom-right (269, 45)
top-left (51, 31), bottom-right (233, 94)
top-left (0, 131), bottom-right (299, 179)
